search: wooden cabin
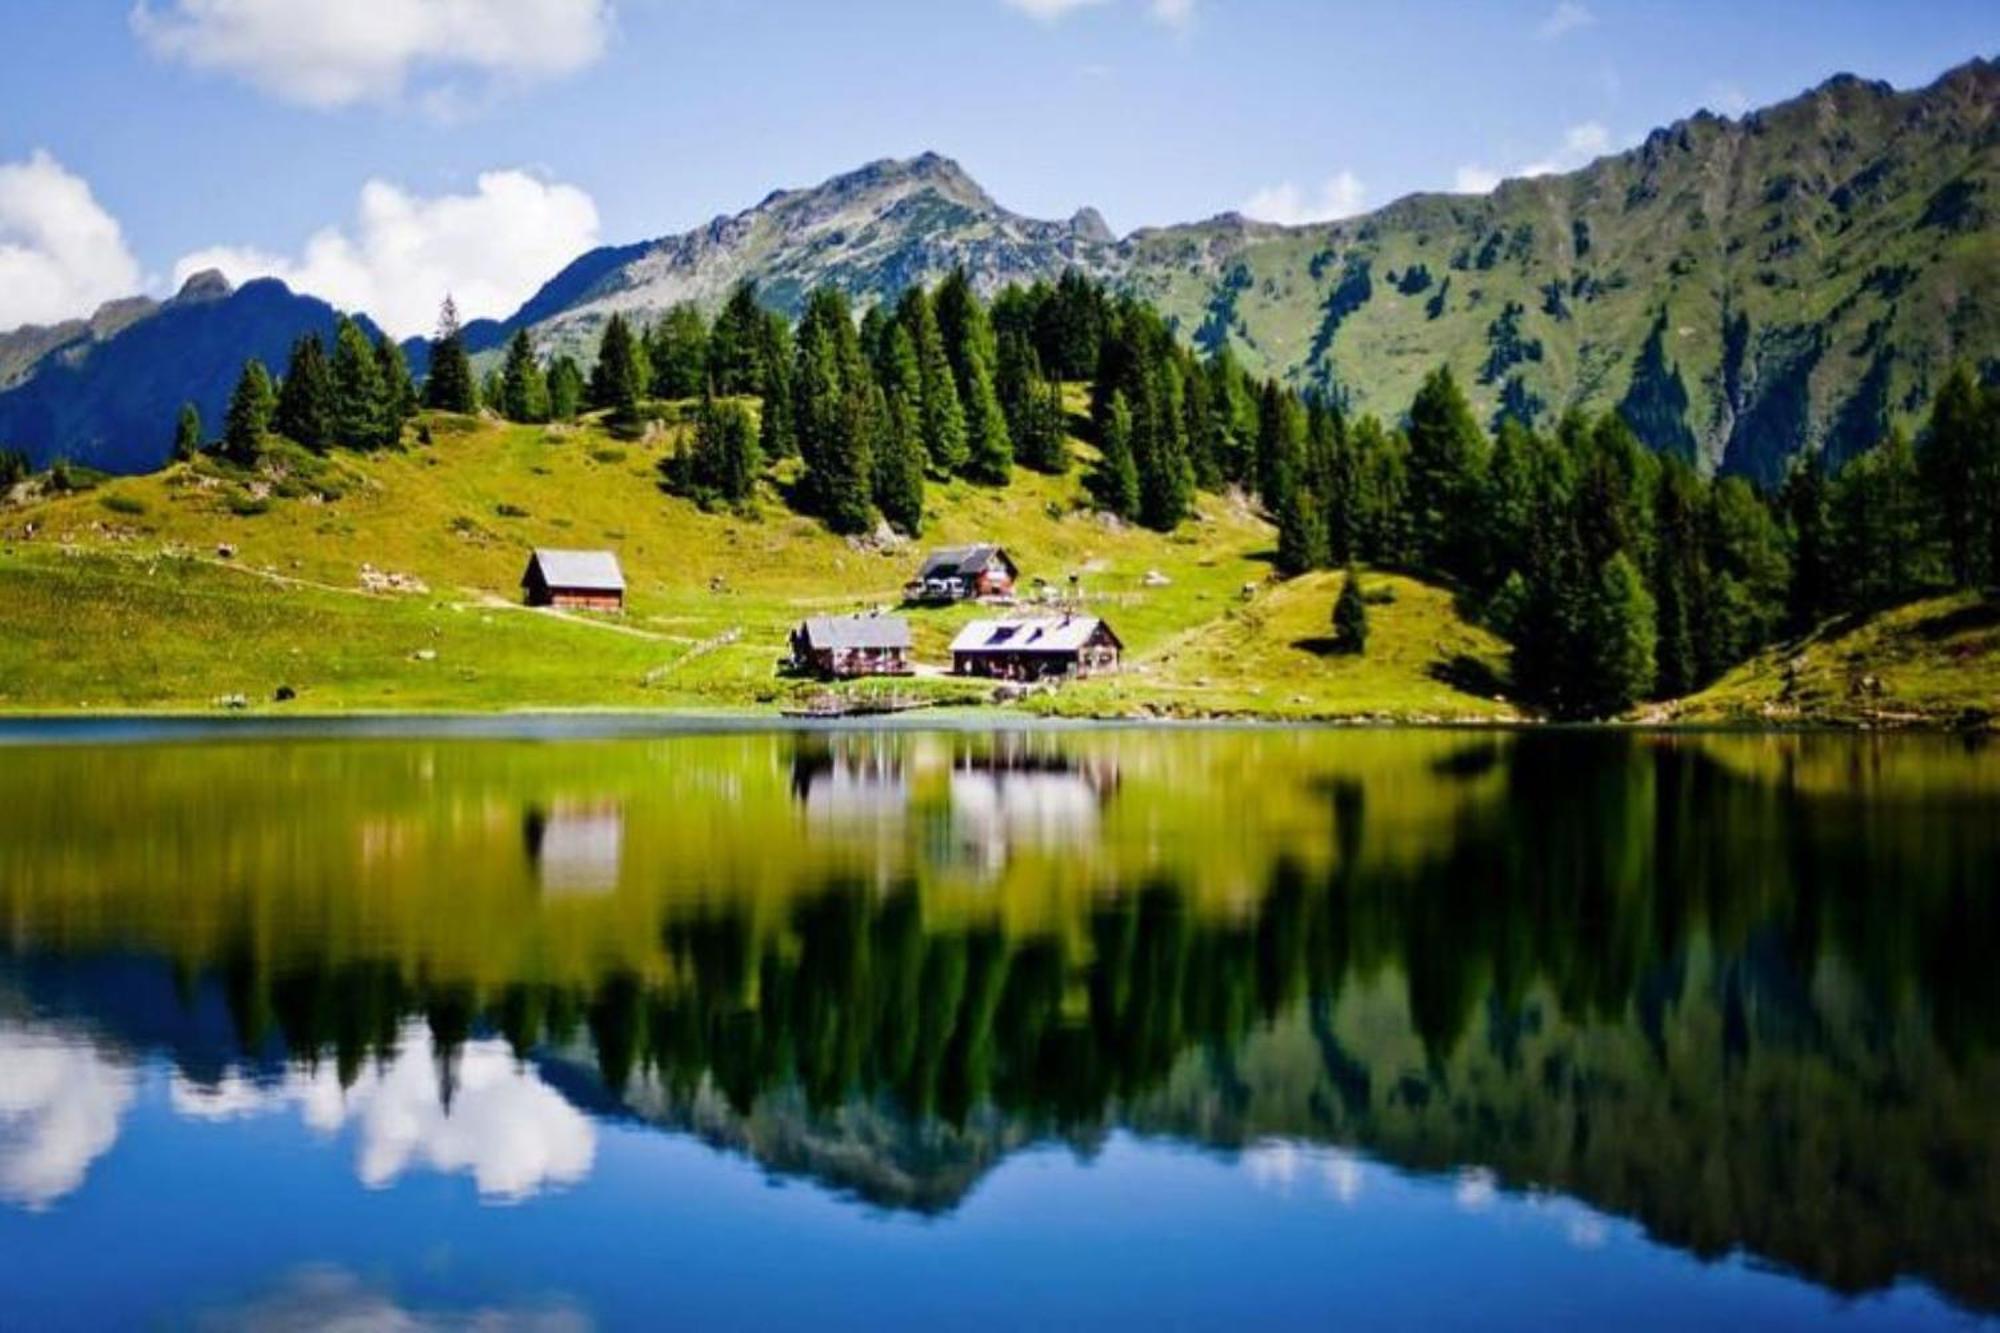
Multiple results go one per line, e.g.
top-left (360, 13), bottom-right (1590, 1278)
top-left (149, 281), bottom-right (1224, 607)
top-left (950, 615), bottom-right (1122, 681)
top-left (521, 549), bottom-right (626, 612)
top-left (907, 545), bottom-right (1019, 603)
top-left (790, 614), bottom-right (914, 679)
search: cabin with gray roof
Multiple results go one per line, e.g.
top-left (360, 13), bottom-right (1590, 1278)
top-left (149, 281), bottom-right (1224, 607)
top-left (907, 545), bottom-right (1018, 603)
top-left (949, 615), bottom-right (1121, 681)
top-left (790, 614), bottom-right (914, 679)
top-left (521, 549), bottom-right (626, 612)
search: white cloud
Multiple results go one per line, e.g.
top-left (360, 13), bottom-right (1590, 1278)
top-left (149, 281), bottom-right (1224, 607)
top-left (1453, 165), bottom-right (1503, 195)
top-left (1454, 121), bottom-right (1615, 195)
top-left (171, 1023), bottom-right (596, 1201)
top-left (1002, 0), bottom-right (1109, 17)
top-left (173, 170), bottom-right (600, 338)
top-left (1537, 2), bottom-right (1594, 39)
top-left (1454, 1165), bottom-right (1498, 1211)
top-left (1002, 0), bottom-right (1189, 28)
top-left (130, 0), bottom-right (614, 111)
top-left (0, 151), bottom-right (144, 332)
top-left (205, 1266), bottom-right (592, 1333)
top-left (0, 1024), bottom-right (136, 1209)
top-left (1240, 171), bottom-right (1367, 226)
top-left (1707, 83), bottom-right (1752, 116)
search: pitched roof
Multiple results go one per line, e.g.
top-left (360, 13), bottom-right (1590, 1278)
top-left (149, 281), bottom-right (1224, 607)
top-left (798, 614), bottom-right (912, 652)
top-left (526, 549), bottom-right (625, 592)
top-left (950, 616), bottom-right (1119, 654)
top-left (915, 544), bottom-right (1014, 580)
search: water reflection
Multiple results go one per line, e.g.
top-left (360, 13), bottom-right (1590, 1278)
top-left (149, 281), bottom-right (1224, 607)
top-left (0, 1023), bottom-right (134, 1209)
top-left (170, 1022), bottom-right (595, 1200)
top-left (1, 728), bottom-right (1996, 1314)
top-left (525, 802), bottom-right (626, 896)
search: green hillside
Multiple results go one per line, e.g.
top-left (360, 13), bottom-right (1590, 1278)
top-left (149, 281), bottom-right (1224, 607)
top-left (1674, 589), bottom-right (2000, 727)
top-left (1131, 62), bottom-right (2000, 483)
top-left (0, 408), bottom-right (1513, 719)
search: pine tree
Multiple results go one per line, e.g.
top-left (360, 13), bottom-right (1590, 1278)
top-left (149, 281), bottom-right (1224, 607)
top-left (1138, 357), bottom-right (1192, 530)
top-left (374, 335), bottom-right (417, 442)
top-left (754, 310), bottom-right (796, 458)
top-left (650, 304), bottom-right (709, 400)
top-left (1580, 552), bottom-right (1657, 717)
top-left (873, 379), bottom-right (927, 536)
top-left (499, 330), bottom-right (550, 424)
top-left (871, 324), bottom-right (928, 534)
top-left (961, 350), bottom-right (1013, 484)
top-left (933, 267), bottom-right (993, 406)
top-left (900, 287), bottom-right (965, 474)
top-left (1255, 379), bottom-right (1299, 514)
top-left (547, 356), bottom-right (585, 421)
top-left (222, 359), bottom-right (276, 465)
top-left (1276, 484), bottom-right (1326, 575)
top-left (423, 296), bottom-right (477, 414)
top-left (1650, 458), bottom-right (1705, 698)
top-left (1833, 428), bottom-right (1928, 611)
top-left (707, 281), bottom-right (766, 395)
top-left (330, 316), bottom-right (387, 449)
top-left (172, 402), bottom-right (203, 461)
top-left (1405, 365), bottom-right (1489, 579)
top-left (1332, 565), bottom-right (1369, 654)
top-left (1016, 376), bottom-right (1069, 474)
top-left (274, 333), bottom-right (334, 450)
top-left (686, 383), bottom-right (760, 503)
top-left (588, 314), bottom-right (643, 427)
top-left (1921, 364), bottom-right (1988, 587)
top-left (1094, 391), bottom-right (1140, 519)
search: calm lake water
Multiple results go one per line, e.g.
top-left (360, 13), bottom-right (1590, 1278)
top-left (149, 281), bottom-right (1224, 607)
top-left (1, 724), bottom-right (1995, 1330)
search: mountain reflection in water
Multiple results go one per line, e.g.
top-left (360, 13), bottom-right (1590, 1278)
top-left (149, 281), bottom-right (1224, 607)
top-left (1, 728), bottom-right (1995, 1318)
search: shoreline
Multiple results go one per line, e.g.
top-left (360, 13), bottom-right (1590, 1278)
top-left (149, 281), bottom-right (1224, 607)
top-left (1, 704), bottom-right (1990, 746)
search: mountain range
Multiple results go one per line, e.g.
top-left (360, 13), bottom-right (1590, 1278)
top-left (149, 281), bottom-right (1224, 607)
top-left (3, 57), bottom-right (1993, 479)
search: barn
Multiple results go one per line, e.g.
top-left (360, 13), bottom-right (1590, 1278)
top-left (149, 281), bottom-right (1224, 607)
top-left (950, 615), bottom-right (1122, 681)
top-left (790, 614), bottom-right (915, 679)
top-left (521, 549), bottom-right (626, 612)
top-left (906, 545), bottom-right (1019, 603)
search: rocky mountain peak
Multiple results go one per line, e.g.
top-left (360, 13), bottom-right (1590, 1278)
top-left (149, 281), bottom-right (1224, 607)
top-left (173, 269), bottom-right (234, 304)
top-left (1069, 207), bottom-right (1115, 244)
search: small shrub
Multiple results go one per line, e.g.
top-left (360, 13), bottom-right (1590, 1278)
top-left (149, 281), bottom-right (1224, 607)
top-left (100, 493), bottom-right (147, 516)
top-left (227, 492), bottom-right (270, 517)
top-left (1333, 567), bottom-right (1370, 655)
top-left (590, 446), bottom-right (628, 465)
top-left (495, 502), bottom-right (530, 519)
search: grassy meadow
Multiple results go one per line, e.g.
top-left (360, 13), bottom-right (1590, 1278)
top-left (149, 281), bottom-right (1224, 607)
top-left (0, 406), bottom-right (1517, 719)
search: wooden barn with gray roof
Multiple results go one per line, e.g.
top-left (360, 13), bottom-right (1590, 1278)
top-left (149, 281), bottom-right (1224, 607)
top-left (521, 549), bottom-right (626, 612)
top-left (790, 614), bottom-right (914, 679)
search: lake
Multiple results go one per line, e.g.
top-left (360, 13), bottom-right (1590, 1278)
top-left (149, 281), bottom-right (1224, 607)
top-left (1, 723), bottom-right (1995, 1329)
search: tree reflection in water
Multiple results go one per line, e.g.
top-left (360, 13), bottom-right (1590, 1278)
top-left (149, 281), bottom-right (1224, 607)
top-left (1, 729), bottom-right (1995, 1309)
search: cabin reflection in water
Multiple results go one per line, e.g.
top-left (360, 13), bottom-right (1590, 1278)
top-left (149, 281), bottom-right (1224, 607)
top-left (945, 739), bottom-right (1119, 871)
top-left (522, 800), bottom-right (625, 895)
top-left (790, 740), bottom-right (909, 823)
top-left (788, 734), bottom-right (1118, 872)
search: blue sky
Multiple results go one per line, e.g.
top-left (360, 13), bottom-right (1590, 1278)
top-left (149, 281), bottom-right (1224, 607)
top-left (0, 1), bottom-right (1992, 336)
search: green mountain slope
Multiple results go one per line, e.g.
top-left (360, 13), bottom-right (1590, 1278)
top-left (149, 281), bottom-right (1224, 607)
top-left (492, 58), bottom-right (1997, 483)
